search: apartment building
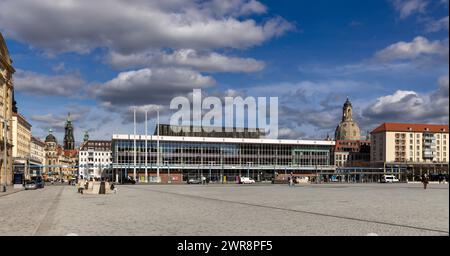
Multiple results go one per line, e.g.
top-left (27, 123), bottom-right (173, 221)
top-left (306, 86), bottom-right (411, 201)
top-left (371, 123), bottom-right (449, 164)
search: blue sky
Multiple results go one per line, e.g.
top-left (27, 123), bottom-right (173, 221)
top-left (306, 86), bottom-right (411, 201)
top-left (1, 0), bottom-right (448, 143)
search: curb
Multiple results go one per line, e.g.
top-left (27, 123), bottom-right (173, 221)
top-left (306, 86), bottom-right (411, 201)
top-left (0, 188), bottom-right (25, 198)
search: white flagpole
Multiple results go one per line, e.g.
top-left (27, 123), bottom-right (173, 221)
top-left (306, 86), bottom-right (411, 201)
top-left (145, 110), bottom-right (148, 183)
top-left (133, 107), bottom-right (137, 182)
top-left (157, 106), bottom-right (160, 183)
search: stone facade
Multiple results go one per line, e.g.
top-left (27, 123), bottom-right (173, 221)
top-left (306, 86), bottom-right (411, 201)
top-left (44, 130), bottom-right (59, 180)
top-left (78, 140), bottom-right (111, 179)
top-left (30, 136), bottom-right (46, 165)
top-left (0, 33), bottom-right (15, 186)
top-left (12, 112), bottom-right (32, 179)
top-left (335, 98), bottom-right (361, 141)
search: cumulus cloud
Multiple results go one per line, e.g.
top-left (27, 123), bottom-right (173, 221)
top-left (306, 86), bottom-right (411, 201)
top-left (363, 75), bottom-right (449, 124)
top-left (0, 0), bottom-right (292, 54)
top-left (92, 67), bottom-right (215, 108)
top-left (106, 49), bottom-right (265, 72)
top-left (14, 69), bottom-right (86, 97)
top-left (374, 36), bottom-right (449, 62)
top-left (391, 0), bottom-right (429, 19)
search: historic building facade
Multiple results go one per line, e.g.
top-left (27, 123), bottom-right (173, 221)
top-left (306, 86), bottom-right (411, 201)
top-left (79, 140), bottom-right (112, 179)
top-left (44, 129), bottom-right (59, 180)
top-left (335, 98), bottom-right (361, 141)
top-left (43, 114), bottom-right (79, 181)
top-left (12, 112), bottom-right (32, 179)
top-left (332, 98), bottom-right (370, 168)
top-left (0, 33), bottom-right (15, 187)
top-left (30, 136), bottom-right (46, 166)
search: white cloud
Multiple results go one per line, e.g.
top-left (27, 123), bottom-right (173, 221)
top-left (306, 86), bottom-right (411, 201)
top-left (374, 36), bottom-right (448, 62)
top-left (425, 16), bottom-right (449, 32)
top-left (106, 49), bottom-right (265, 72)
top-left (14, 69), bottom-right (85, 97)
top-left (363, 75), bottom-right (449, 124)
top-left (0, 0), bottom-right (292, 54)
top-left (391, 0), bottom-right (429, 19)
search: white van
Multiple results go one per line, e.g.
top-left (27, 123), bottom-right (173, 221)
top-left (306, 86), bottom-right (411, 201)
top-left (381, 175), bottom-right (399, 183)
top-left (240, 177), bottom-right (256, 184)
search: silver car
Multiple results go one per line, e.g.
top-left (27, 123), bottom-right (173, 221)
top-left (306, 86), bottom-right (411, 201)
top-left (24, 181), bottom-right (37, 190)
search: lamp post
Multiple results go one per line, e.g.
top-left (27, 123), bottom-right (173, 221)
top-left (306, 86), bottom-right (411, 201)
top-left (165, 161), bottom-right (170, 184)
top-left (145, 110), bottom-right (148, 183)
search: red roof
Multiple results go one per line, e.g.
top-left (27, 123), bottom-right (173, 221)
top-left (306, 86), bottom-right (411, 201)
top-left (371, 123), bottom-right (449, 134)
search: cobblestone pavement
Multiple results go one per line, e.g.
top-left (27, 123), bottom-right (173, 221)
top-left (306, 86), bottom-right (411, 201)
top-left (0, 183), bottom-right (448, 236)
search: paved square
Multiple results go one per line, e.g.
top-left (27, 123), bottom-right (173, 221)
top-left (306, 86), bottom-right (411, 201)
top-left (0, 183), bottom-right (448, 236)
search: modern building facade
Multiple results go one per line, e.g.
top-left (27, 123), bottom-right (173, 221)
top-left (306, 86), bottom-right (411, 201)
top-left (371, 123), bottom-right (449, 164)
top-left (0, 33), bottom-right (15, 187)
top-left (335, 98), bottom-right (361, 141)
top-left (79, 140), bottom-right (112, 179)
top-left (110, 125), bottom-right (335, 183)
top-left (370, 123), bottom-right (449, 181)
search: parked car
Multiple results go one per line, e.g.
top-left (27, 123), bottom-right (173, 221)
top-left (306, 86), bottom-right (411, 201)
top-left (380, 175), bottom-right (399, 183)
top-left (31, 176), bottom-right (45, 188)
top-left (240, 177), bottom-right (256, 184)
top-left (187, 178), bottom-right (201, 184)
top-left (24, 181), bottom-right (37, 190)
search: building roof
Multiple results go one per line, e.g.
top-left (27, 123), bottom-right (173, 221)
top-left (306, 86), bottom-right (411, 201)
top-left (80, 140), bottom-right (111, 151)
top-left (112, 134), bottom-right (335, 146)
top-left (371, 123), bottom-right (449, 134)
top-left (45, 133), bottom-right (57, 143)
top-left (13, 112), bottom-right (32, 130)
top-left (155, 124), bottom-right (265, 139)
top-left (31, 136), bottom-right (46, 147)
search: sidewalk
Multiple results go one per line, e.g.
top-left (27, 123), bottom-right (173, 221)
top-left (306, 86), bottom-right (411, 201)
top-left (0, 186), bottom-right (24, 198)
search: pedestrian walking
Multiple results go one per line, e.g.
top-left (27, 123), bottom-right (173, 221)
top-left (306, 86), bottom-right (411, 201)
top-left (422, 173), bottom-right (429, 190)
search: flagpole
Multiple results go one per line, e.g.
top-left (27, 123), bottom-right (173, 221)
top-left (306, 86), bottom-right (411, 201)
top-left (133, 107), bottom-right (137, 182)
top-left (145, 110), bottom-right (148, 183)
top-left (157, 106), bottom-right (160, 183)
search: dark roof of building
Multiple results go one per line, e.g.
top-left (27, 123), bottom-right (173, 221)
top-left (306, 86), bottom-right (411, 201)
top-left (155, 124), bottom-right (266, 139)
top-left (80, 140), bottom-right (111, 151)
top-left (45, 133), bottom-right (57, 143)
top-left (31, 136), bottom-right (46, 147)
top-left (371, 123), bottom-right (449, 134)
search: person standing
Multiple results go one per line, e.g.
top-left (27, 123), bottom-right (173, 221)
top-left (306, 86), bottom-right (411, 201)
top-left (422, 173), bottom-right (429, 190)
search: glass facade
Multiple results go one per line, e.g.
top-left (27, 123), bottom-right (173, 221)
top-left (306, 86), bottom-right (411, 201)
top-left (110, 136), bottom-right (334, 182)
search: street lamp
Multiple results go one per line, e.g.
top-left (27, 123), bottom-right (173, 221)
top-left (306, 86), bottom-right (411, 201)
top-left (165, 161), bottom-right (170, 184)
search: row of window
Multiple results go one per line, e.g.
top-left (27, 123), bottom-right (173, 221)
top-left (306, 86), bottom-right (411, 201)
top-left (79, 151), bottom-right (110, 156)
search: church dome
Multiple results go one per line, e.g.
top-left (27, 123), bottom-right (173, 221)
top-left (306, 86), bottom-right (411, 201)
top-left (45, 129), bottom-right (57, 143)
top-left (335, 98), bottom-right (361, 141)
